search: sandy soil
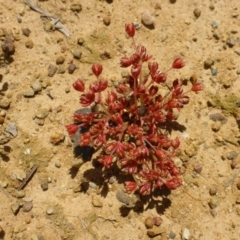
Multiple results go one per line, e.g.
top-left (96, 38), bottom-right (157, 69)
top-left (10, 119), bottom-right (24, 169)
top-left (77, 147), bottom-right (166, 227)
top-left (1, 0), bottom-right (240, 239)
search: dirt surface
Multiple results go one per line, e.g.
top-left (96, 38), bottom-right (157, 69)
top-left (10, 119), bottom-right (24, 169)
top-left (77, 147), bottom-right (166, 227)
top-left (1, 0), bottom-right (240, 239)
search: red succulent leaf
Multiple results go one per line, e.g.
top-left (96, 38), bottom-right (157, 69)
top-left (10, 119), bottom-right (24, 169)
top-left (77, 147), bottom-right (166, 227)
top-left (165, 177), bottom-right (182, 189)
top-left (79, 132), bottom-right (91, 146)
top-left (98, 155), bottom-right (113, 168)
top-left (125, 23), bottom-right (135, 38)
top-left (121, 159), bottom-right (138, 174)
top-left (116, 84), bottom-right (129, 94)
top-left (148, 62), bottom-right (158, 75)
top-left (80, 91), bottom-right (95, 107)
top-left (124, 181), bottom-right (138, 193)
top-left (65, 124), bottom-right (79, 137)
top-left (90, 79), bottom-right (108, 93)
top-left (171, 137), bottom-right (180, 149)
top-left (167, 98), bottom-right (180, 110)
top-left (153, 71), bottom-right (167, 84)
top-left (73, 113), bottom-right (95, 124)
top-left (91, 63), bottom-right (103, 77)
top-left (126, 124), bottom-right (143, 136)
top-left (130, 53), bottom-right (140, 64)
top-left (120, 57), bottom-right (132, 67)
top-left (149, 85), bottom-right (158, 96)
top-left (93, 134), bottom-right (106, 148)
top-left (73, 79), bottom-right (85, 92)
top-left (105, 141), bottom-right (128, 158)
top-left (139, 182), bottom-right (151, 196)
top-left (172, 57), bottom-right (185, 69)
top-left (131, 64), bottom-right (141, 79)
top-left (152, 112), bottom-right (166, 123)
top-left (106, 90), bottom-right (117, 104)
top-left (191, 82), bottom-right (204, 92)
top-left (111, 113), bottom-right (123, 125)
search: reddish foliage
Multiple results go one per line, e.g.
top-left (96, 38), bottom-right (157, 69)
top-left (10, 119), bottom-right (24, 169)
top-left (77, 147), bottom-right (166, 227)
top-left (66, 23), bottom-right (203, 197)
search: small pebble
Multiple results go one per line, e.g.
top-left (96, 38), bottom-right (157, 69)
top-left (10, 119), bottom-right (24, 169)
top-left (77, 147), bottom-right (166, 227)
top-left (65, 87), bottom-right (70, 93)
top-left (153, 217), bottom-right (162, 226)
top-left (211, 121), bottom-right (221, 132)
top-left (77, 38), bottom-right (84, 45)
top-left (0, 116), bottom-right (5, 124)
top-left (35, 108), bottom-right (49, 119)
top-left (6, 122), bottom-right (18, 137)
top-left (0, 98), bottom-right (11, 108)
top-left (194, 163), bottom-right (203, 174)
top-left (41, 181), bottom-right (48, 191)
top-left (182, 228), bottom-right (190, 240)
top-left (56, 56), bottom-right (65, 65)
top-left (31, 81), bottom-right (42, 93)
top-left (55, 162), bottom-right (61, 168)
top-left (211, 68), bottom-right (218, 76)
top-left (226, 38), bottom-right (235, 47)
top-left (226, 151), bottom-right (238, 160)
top-left (209, 4), bottom-right (215, 10)
top-left (210, 209), bottom-right (218, 217)
top-left (46, 206), bottom-right (54, 215)
top-left (23, 201), bottom-right (33, 212)
top-left (141, 10), bottom-right (155, 26)
top-left (147, 226), bottom-right (166, 238)
top-left (25, 40), bottom-right (34, 48)
top-left (68, 63), bottom-right (77, 74)
top-left (145, 217), bottom-right (154, 229)
top-left (208, 197), bottom-right (219, 209)
top-left (70, 3), bottom-right (82, 12)
top-left (11, 202), bottom-right (20, 215)
top-left (15, 190), bottom-right (25, 198)
top-left (23, 87), bottom-right (35, 97)
top-left (50, 132), bottom-right (65, 145)
top-left (133, 22), bottom-right (141, 30)
top-left (25, 216), bottom-right (31, 224)
top-left (211, 21), bottom-right (218, 28)
top-left (236, 181), bottom-right (240, 190)
top-left (71, 49), bottom-right (82, 59)
top-left (204, 58), bottom-right (214, 69)
top-left (209, 186), bottom-right (218, 196)
top-left (193, 8), bottom-right (201, 18)
top-left (48, 64), bottom-right (58, 77)
top-left (190, 73), bottom-right (198, 84)
top-left (22, 28), bottom-right (31, 37)
top-left (169, 231), bottom-right (176, 239)
top-left (103, 15), bottom-right (111, 26)
top-left (92, 195), bottom-right (103, 207)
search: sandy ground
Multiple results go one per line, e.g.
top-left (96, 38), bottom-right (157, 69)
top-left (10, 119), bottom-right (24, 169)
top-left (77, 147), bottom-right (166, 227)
top-left (1, 0), bottom-right (240, 239)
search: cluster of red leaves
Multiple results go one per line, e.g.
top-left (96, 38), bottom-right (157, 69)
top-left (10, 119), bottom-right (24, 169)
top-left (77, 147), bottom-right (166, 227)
top-left (66, 23), bottom-right (203, 196)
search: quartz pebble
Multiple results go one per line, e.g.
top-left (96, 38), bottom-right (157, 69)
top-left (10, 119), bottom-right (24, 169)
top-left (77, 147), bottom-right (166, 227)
top-left (141, 10), bottom-right (155, 26)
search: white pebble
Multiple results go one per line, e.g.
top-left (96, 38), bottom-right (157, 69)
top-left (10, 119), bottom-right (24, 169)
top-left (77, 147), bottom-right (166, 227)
top-left (141, 10), bottom-right (155, 26)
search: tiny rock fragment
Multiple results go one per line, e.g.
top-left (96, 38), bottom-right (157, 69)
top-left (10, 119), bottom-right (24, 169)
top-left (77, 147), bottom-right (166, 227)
top-left (22, 28), bottom-right (31, 37)
top-left (226, 38), bottom-right (235, 48)
top-left (41, 181), bottom-right (48, 191)
top-left (1, 39), bottom-right (15, 55)
top-left (56, 56), bottom-right (65, 65)
top-left (50, 132), bottom-right (65, 145)
top-left (208, 197), bottom-right (219, 209)
top-left (23, 87), bottom-right (35, 97)
top-left (70, 3), bottom-right (82, 12)
top-left (189, 73), bottom-right (198, 84)
top-left (211, 121), bottom-right (221, 132)
top-left (153, 217), bottom-right (162, 226)
top-left (46, 206), bottom-right (54, 215)
top-left (31, 80), bottom-right (42, 93)
top-left (204, 58), bottom-right (214, 69)
top-left (145, 217), bottom-right (154, 229)
top-left (0, 98), bottom-right (11, 108)
top-left (15, 190), bottom-right (25, 198)
top-left (141, 10), bottom-right (155, 26)
top-left (23, 201), bottom-right (33, 212)
top-left (194, 163), bottom-right (203, 174)
top-left (226, 151), bottom-right (238, 160)
top-left (0, 116), bottom-right (5, 124)
top-left (5, 122), bottom-right (18, 137)
top-left (116, 190), bottom-right (130, 206)
top-left (68, 63), bottom-right (77, 74)
top-left (48, 64), bottom-right (58, 77)
top-left (147, 226), bottom-right (166, 238)
top-left (209, 186), bottom-right (218, 196)
top-left (182, 228), bottom-right (191, 240)
top-left (71, 49), bottom-right (82, 59)
top-left (103, 15), bottom-right (111, 26)
top-left (211, 21), bottom-right (218, 28)
top-left (193, 8), bottom-right (201, 18)
top-left (92, 195), bottom-right (103, 207)
top-left (35, 108), bottom-right (49, 119)
top-left (25, 40), bottom-right (34, 49)
top-left (11, 202), bottom-right (20, 215)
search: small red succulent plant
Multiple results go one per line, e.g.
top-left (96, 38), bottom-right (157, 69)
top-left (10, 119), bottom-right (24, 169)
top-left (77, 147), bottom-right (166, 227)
top-left (66, 23), bottom-right (203, 197)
